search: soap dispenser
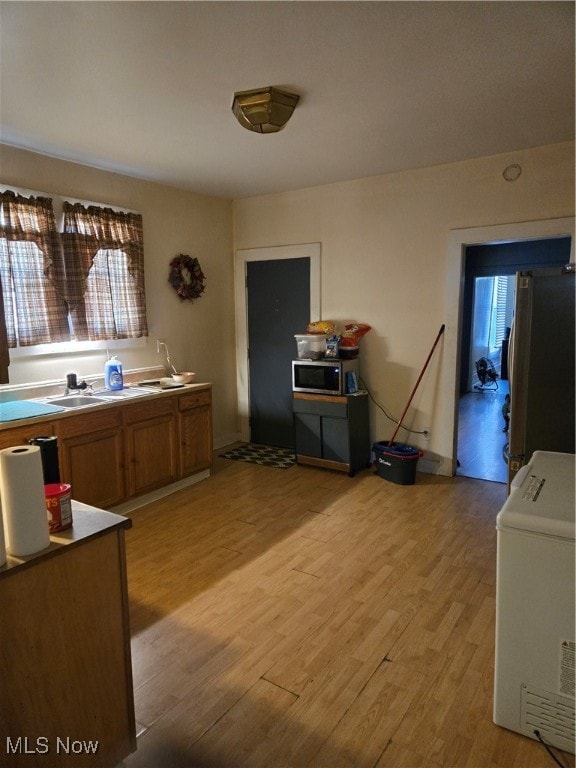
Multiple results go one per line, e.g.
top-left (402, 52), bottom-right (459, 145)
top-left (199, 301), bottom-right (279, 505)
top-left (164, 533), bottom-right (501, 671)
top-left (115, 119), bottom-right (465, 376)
top-left (104, 354), bottom-right (123, 391)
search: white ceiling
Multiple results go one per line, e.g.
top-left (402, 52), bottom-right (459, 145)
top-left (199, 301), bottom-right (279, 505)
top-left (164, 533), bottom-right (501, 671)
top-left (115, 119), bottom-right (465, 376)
top-left (1, 1), bottom-right (574, 199)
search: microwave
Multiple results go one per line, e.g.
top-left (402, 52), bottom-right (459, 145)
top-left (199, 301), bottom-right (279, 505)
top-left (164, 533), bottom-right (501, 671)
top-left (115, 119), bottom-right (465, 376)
top-left (292, 359), bottom-right (360, 396)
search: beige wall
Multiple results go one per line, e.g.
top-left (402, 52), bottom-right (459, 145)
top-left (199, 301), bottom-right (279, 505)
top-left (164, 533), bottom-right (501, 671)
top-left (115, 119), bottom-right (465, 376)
top-left (0, 145), bottom-right (238, 448)
top-left (233, 142), bottom-right (575, 474)
top-left (2, 142), bottom-right (574, 468)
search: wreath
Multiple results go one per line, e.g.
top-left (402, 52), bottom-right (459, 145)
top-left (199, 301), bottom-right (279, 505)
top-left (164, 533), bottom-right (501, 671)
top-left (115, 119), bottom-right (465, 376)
top-left (168, 254), bottom-right (206, 302)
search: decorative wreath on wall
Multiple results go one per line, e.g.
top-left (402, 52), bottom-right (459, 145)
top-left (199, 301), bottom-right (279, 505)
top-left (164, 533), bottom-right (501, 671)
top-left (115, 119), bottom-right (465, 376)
top-left (168, 254), bottom-right (206, 302)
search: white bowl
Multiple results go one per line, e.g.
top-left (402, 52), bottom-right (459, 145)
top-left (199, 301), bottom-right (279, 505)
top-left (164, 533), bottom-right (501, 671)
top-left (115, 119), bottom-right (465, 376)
top-left (172, 372), bottom-right (196, 384)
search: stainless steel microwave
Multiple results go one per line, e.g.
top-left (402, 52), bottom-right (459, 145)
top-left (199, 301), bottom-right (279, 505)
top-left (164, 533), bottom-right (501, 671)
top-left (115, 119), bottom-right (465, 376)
top-left (292, 359), bottom-right (360, 396)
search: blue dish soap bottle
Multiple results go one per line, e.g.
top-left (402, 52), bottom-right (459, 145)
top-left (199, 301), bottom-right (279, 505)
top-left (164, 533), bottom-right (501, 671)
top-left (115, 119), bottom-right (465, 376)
top-left (104, 355), bottom-right (123, 391)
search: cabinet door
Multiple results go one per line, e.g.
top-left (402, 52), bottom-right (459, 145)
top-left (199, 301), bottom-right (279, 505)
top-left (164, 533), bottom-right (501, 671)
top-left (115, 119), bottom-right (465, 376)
top-left (179, 405), bottom-right (212, 477)
top-left (126, 414), bottom-right (177, 497)
top-left (294, 412), bottom-right (322, 457)
top-left (57, 411), bottom-right (125, 509)
top-left (59, 427), bottom-right (125, 509)
top-left (322, 416), bottom-right (350, 463)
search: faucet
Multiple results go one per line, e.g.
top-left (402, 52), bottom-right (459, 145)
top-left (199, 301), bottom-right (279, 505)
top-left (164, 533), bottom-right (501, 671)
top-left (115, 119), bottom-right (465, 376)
top-left (157, 340), bottom-right (178, 375)
top-left (64, 373), bottom-right (92, 395)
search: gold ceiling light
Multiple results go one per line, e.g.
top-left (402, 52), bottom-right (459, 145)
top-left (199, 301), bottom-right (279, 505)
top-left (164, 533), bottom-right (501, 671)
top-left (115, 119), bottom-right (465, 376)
top-left (231, 86), bottom-right (299, 134)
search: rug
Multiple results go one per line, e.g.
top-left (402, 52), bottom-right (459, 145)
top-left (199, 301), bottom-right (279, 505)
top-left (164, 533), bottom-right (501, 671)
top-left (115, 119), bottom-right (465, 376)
top-left (219, 443), bottom-right (296, 469)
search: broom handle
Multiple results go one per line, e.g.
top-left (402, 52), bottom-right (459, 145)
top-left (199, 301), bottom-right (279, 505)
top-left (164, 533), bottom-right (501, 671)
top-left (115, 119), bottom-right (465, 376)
top-left (389, 324), bottom-right (445, 445)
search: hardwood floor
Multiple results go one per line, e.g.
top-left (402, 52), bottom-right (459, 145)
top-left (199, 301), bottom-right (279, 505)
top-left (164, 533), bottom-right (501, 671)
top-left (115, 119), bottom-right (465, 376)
top-left (123, 454), bottom-right (574, 768)
top-left (457, 381), bottom-right (510, 484)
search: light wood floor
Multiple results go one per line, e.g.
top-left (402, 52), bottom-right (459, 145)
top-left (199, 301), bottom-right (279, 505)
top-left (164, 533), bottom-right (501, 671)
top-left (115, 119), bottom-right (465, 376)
top-left (123, 453), bottom-right (574, 768)
top-left (457, 380), bottom-right (509, 485)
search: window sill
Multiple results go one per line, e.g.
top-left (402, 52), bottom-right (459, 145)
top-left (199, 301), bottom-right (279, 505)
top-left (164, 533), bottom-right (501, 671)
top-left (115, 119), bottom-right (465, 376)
top-left (9, 337), bottom-right (147, 359)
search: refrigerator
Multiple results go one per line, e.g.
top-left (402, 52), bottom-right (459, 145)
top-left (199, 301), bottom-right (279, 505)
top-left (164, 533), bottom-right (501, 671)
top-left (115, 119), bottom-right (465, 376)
top-left (493, 450), bottom-right (575, 754)
top-left (506, 267), bottom-right (575, 489)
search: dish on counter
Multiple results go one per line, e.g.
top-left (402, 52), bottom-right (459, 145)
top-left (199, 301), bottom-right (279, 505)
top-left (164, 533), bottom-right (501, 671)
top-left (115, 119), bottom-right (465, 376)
top-left (137, 378), bottom-right (185, 390)
top-left (172, 372), bottom-right (196, 384)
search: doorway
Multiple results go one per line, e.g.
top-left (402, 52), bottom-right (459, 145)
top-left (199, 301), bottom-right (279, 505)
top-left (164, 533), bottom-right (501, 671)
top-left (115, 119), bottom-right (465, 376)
top-left (235, 243), bottom-right (321, 445)
top-left (456, 237), bottom-right (572, 482)
top-left (456, 274), bottom-right (512, 483)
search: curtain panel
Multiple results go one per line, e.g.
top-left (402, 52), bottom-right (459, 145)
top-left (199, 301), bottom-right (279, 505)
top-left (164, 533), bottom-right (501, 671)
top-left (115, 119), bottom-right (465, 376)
top-left (0, 275), bottom-right (9, 382)
top-left (0, 191), bottom-right (69, 347)
top-left (0, 192), bottom-right (148, 348)
top-left (62, 203), bottom-right (148, 340)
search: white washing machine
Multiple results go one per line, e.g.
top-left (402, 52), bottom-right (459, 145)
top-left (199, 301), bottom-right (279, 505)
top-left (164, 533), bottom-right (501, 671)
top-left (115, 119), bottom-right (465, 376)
top-left (493, 450), bottom-right (575, 754)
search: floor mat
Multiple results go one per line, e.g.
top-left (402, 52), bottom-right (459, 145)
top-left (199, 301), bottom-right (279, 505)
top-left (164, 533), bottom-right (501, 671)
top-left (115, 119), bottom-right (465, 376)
top-left (219, 443), bottom-right (296, 469)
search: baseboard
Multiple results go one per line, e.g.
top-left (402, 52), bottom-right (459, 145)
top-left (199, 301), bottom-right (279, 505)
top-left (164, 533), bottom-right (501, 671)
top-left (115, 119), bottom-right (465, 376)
top-left (110, 469), bottom-right (210, 516)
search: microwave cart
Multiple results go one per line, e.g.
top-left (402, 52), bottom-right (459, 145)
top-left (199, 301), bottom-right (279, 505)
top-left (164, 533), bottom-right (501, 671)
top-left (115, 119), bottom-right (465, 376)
top-left (292, 391), bottom-right (370, 476)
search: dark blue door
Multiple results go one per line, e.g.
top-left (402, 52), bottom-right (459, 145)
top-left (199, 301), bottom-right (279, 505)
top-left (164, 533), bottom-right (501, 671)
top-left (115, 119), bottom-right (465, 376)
top-left (247, 258), bottom-right (310, 448)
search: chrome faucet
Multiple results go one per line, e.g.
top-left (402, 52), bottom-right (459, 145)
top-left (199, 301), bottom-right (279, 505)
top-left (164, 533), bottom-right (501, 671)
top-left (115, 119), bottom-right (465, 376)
top-left (157, 340), bottom-right (178, 375)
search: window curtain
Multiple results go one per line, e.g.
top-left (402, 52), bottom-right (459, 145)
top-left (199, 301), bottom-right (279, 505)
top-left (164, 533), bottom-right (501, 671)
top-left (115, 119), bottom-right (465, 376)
top-left (0, 191), bottom-right (69, 346)
top-left (62, 203), bottom-right (148, 340)
top-left (0, 275), bottom-right (9, 382)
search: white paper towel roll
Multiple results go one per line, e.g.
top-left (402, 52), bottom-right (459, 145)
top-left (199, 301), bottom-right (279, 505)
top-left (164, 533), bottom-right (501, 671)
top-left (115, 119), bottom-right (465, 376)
top-left (0, 500), bottom-right (6, 567)
top-left (0, 445), bottom-right (50, 556)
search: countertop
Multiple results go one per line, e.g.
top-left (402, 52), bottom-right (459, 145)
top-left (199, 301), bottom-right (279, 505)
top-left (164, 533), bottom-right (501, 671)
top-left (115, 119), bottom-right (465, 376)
top-left (0, 500), bottom-right (132, 580)
top-left (0, 381), bottom-right (211, 431)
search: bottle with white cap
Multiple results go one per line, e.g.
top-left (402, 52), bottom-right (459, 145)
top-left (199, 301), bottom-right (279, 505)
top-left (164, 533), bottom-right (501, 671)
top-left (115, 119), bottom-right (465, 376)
top-left (104, 354), bottom-right (123, 391)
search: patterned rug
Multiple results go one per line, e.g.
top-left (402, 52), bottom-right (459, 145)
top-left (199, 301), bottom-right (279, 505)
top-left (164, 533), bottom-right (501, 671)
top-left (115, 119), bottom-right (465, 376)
top-left (219, 443), bottom-right (296, 469)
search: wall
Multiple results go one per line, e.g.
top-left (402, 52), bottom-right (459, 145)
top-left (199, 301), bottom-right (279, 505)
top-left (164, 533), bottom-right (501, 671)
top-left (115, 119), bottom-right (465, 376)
top-left (0, 145), bottom-right (238, 448)
top-left (233, 141), bottom-right (575, 475)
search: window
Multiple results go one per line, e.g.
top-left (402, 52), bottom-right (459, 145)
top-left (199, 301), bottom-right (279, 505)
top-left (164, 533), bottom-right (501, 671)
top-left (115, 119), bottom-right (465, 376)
top-left (84, 249), bottom-right (145, 338)
top-left (0, 189), bottom-right (148, 350)
top-left (0, 191), bottom-right (69, 347)
top-left (62, 202), bottom-right (148, 341)
top-left (491, 275), bottom-right (511, 350)
top-left (470, 275), bottom-right (513, 385)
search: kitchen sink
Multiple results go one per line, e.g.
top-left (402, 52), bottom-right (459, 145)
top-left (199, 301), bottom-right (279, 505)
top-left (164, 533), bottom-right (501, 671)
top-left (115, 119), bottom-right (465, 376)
top-left (91, 387), bottom-right (150, 399)
top-left (46, 395), bottom-right (111, 408)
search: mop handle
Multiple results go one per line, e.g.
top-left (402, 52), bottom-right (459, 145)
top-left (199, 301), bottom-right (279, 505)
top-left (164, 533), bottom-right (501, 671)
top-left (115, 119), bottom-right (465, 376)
top-left (389, 323), bottom-right (445, 445)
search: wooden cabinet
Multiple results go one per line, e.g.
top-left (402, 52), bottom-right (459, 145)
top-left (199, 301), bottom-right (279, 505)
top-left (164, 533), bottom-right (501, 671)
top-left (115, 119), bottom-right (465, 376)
top-left (0, 384), bottom-right (213, 508)
top-left (178, 388), bottom-right (213, 477)
top-left (56, 409), bottom-right (125, 508)
top-left (0, 421), bottom-right (55, 450)
top-left (0, 503), bottom-right (136, 768)
top-left (293, 392), bottom-right (371, 476)
top-left (125, 397), bottom-right (178, 497)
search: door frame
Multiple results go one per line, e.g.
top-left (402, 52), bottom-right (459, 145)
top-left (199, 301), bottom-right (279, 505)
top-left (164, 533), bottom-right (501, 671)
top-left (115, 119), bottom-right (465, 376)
top-left (445, 216), bottom-right (574, 475)
top-left (235, 243), bottom-right (322, 442)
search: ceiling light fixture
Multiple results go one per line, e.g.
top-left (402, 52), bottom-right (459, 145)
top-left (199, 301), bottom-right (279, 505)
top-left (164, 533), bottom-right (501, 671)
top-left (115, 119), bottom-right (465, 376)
top-left (232, 86), bottom-right (299, 134)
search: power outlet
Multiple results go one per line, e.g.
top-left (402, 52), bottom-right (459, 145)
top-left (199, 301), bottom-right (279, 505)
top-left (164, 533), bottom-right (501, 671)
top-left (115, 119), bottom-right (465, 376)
top-left (157, 339), bottom-right (166, 354)
top-left (423, 427), bottom-right (431, 441)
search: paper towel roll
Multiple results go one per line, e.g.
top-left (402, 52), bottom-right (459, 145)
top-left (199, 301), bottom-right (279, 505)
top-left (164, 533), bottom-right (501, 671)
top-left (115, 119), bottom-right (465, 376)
top-left (0, 500), bottom-right (6, 567)
top-left (0, 445), bottom-right (50, 556)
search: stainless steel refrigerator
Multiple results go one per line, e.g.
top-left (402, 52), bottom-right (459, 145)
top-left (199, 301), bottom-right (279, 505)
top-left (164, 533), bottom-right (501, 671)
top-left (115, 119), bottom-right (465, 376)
top-left (507, 267), bottom-right (575, 489)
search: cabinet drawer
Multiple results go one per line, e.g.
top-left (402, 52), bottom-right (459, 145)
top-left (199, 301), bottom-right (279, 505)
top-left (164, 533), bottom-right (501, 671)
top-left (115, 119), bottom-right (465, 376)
top-left (0, 422), bottom-right (55, 450)
top-left (293, 397), bottom-right (347, 419)
top-left (124, 396), bottom-right (174, 424)
top-left (56, 408), bottom-right (122, 439)
top-left (178, 389), bottom-right (211, 412)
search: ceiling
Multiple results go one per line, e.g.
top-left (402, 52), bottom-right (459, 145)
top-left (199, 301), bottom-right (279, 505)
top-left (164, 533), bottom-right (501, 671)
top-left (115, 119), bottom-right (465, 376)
top-left (1, 1), bottom-right (574, 199)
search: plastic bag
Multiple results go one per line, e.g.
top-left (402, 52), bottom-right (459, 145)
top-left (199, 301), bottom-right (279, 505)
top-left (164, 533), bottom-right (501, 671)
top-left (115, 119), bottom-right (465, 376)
top-left (307, 320), bottom-right (336, 335)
